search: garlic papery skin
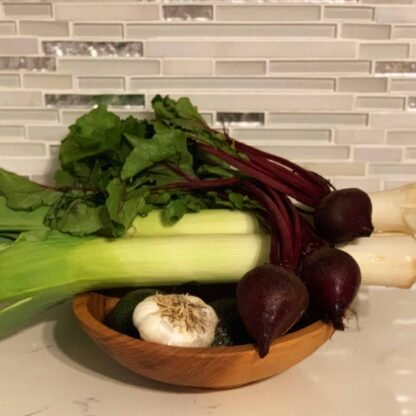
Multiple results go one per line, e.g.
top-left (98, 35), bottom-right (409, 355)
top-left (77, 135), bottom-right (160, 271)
top-left (132, 294), bottom-right (219, 348)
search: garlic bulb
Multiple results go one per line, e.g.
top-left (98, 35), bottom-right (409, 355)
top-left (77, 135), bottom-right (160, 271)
top-left (132, 293), bottom-right (218, 348)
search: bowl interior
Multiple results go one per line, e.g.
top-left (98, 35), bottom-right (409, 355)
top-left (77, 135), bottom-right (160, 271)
top-left (73, 289), bottom-right (334, 389)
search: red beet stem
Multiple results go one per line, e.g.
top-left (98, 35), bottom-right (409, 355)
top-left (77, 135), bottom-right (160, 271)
top-left (281, 195), bottom-right (303, 268)
top-left (242, 150), bottom-right (322, 198)
top-left (199, 143), bottom-right (318, 207)
top-left (242, 181), bottom-right (296, 270)
top-left (234, 140), bottom-right (332, 200)
top-left (159, 177), bottom-right (240, 191)
top-left (299, 215), bottom-right (326, 256)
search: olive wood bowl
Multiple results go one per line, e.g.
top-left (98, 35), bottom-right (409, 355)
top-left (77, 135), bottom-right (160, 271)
top-left (72, 291), bottom-right (334, 389)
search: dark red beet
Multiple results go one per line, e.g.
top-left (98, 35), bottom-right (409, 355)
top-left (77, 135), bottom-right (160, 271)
top-left (314, 188), bottom-right (373, 245)
top-left (300, 247), bottom-right (361, 330)
top-left (236, 264), bottom-right (309, 358)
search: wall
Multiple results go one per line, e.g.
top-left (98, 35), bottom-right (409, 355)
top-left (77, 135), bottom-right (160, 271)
top-left (0, 1), bottom-right (416, 192)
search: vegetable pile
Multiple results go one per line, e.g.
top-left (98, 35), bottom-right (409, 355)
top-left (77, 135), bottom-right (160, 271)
top-left (0, 94), bottom-right (387, 357)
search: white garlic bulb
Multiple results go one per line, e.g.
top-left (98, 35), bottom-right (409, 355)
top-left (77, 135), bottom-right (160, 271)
top-left (132, 293), bottom-right (219, 348)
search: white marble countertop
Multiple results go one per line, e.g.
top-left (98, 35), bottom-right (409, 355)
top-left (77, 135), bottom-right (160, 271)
top-left (0, 287), bottom-right (415, 416)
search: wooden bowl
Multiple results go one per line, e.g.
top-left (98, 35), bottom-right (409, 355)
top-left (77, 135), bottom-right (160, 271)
top-left (72, 291), bottom-right (334, 389)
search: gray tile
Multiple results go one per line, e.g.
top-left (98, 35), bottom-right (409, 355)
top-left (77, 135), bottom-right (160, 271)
top-left (375, 61), bottom-right (416, 75)
top-left (0, 57), bottom-right (55, 72)
top-left (43, 41), bottom-right (142, 57)
top-left (216, 113), bottom-right (265, 127)
top-left (45, 94), bottom-right (145, 108)
top-left (163, 5), bottom-right (213, 21)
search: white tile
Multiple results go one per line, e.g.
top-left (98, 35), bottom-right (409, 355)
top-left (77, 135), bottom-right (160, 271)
top-left (0, 74), bottom-right (20, 88)
top-left (356, 96), bottom-right (405, 110)
top-left (127, 23), bottom-right (336, 39)
top-left (0, 91), bottom-right (42, 107)
top-left (338, 77), bottom-right (387, 92)
top-left (408, 96), bottom-right (416, 110)
top-left (0, 126), bottom-right (25, 139)
top-left (270, 60), bottom-right (370, 74)
top-left (371, 113), bottom-right (416, 127)
top-left (231, 128), bottom-right (331, 144)
top-left (27, 125), bottom-right (69, 141)
top-left (386, 130), bottom-right (416, 144)
top-left (30, 174), bottom-right (54, 186)
top-left (131, 77), bottom-right (335, 91)
top-left (376, 7), bottom-right (416, 23)
top-left (163, 59), bottom-right (213, 76)
top-left (392, 25), bottom-right (416, 38)
top-left (146, 40), bottom-right (357, 59)
top-left (0, 38), bottom-right (38, 55)
top-left (354, 147), bottom-right (402, 161)
top-left (384, 178), bottom-right (416, 189)
top-left (20, 21), bottom-right (69, 37)
top-left (269, 113), bottom-right (368, 126)
top-left (0, 110), bottom-right (58, 123)
top-left (359, 43), bottom-right (410, 59)
top-left (405, 147), bottom-right (416, 159)
top-left (336, 129), bottom-right (384, 144)
top-left (216, 5), bottom-right (320, 22)
top-left (301, 162), bottom-right (366, 176)
top-left (59, 59), bottom-right (160, 76)
top-left (23, 74), bottom-right (73, 89)
top-left (164, 93), bottom-right (352, 111)
top-left (362, 0), bottom-right (413, 3)
top-left (216, 61), bottom-right (266, 76)
top-left (56, 4), bottom-right (160, 21)
top-left (324, 6), bottom-right (374, 20)
top-left (369, 163), bottom-right (416, 175)
top-left (73, 24), bottom-right (123, 38)
top-left (341, 23), bottom-right (391, 39)
top-left (0, 158), bottom-right (54, 175)
top-left (3, 3), bottom-right (52, 17)
top-left (0, 22), bottom-right (16, 36)
top-left (0, 142), bottom-right (46, 157)
top-left (259, 145), bottom-right (349, 161)
top-left (391, 79), bottom-right (416, 91)
top-left (77, 77), bottom-right (125, 90)
top-left (331, 177), bottom-right (381, 192)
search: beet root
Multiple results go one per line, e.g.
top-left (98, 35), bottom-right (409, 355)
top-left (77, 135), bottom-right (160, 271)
top-left (236, 264), bottom-right (309, 358)
top-left (314, 188), bottom-right (373, 245)
top-left (300, 247), bottom-right (361, 330)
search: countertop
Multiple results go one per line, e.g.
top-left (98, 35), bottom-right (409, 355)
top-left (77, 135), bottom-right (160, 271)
top-left (0, 287), bottom-right (415, 416)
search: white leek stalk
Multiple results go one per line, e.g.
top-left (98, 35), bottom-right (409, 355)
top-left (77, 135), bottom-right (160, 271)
top-left (340, 233), bottom-right (416, 289)
top-left (127, 209), bottom-right (262, 237)
top-left (370, 184), bottom-right (416, 234)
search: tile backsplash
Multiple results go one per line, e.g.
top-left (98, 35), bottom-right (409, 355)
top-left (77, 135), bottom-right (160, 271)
top-left (1, 0), bottom-right (416, 191)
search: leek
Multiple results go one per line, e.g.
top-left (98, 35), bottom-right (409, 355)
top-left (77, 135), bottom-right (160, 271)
top-left (1, 195), bottom-right (262, 237)
top-left (370, 184), bottom-right (416, 234)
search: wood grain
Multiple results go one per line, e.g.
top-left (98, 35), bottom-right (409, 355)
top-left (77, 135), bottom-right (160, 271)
top-left (73, 291), bottom-right (334, 389)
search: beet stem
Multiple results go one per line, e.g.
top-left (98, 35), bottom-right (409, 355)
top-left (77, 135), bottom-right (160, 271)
top-left (199, 143), bottom-right (318, 207)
